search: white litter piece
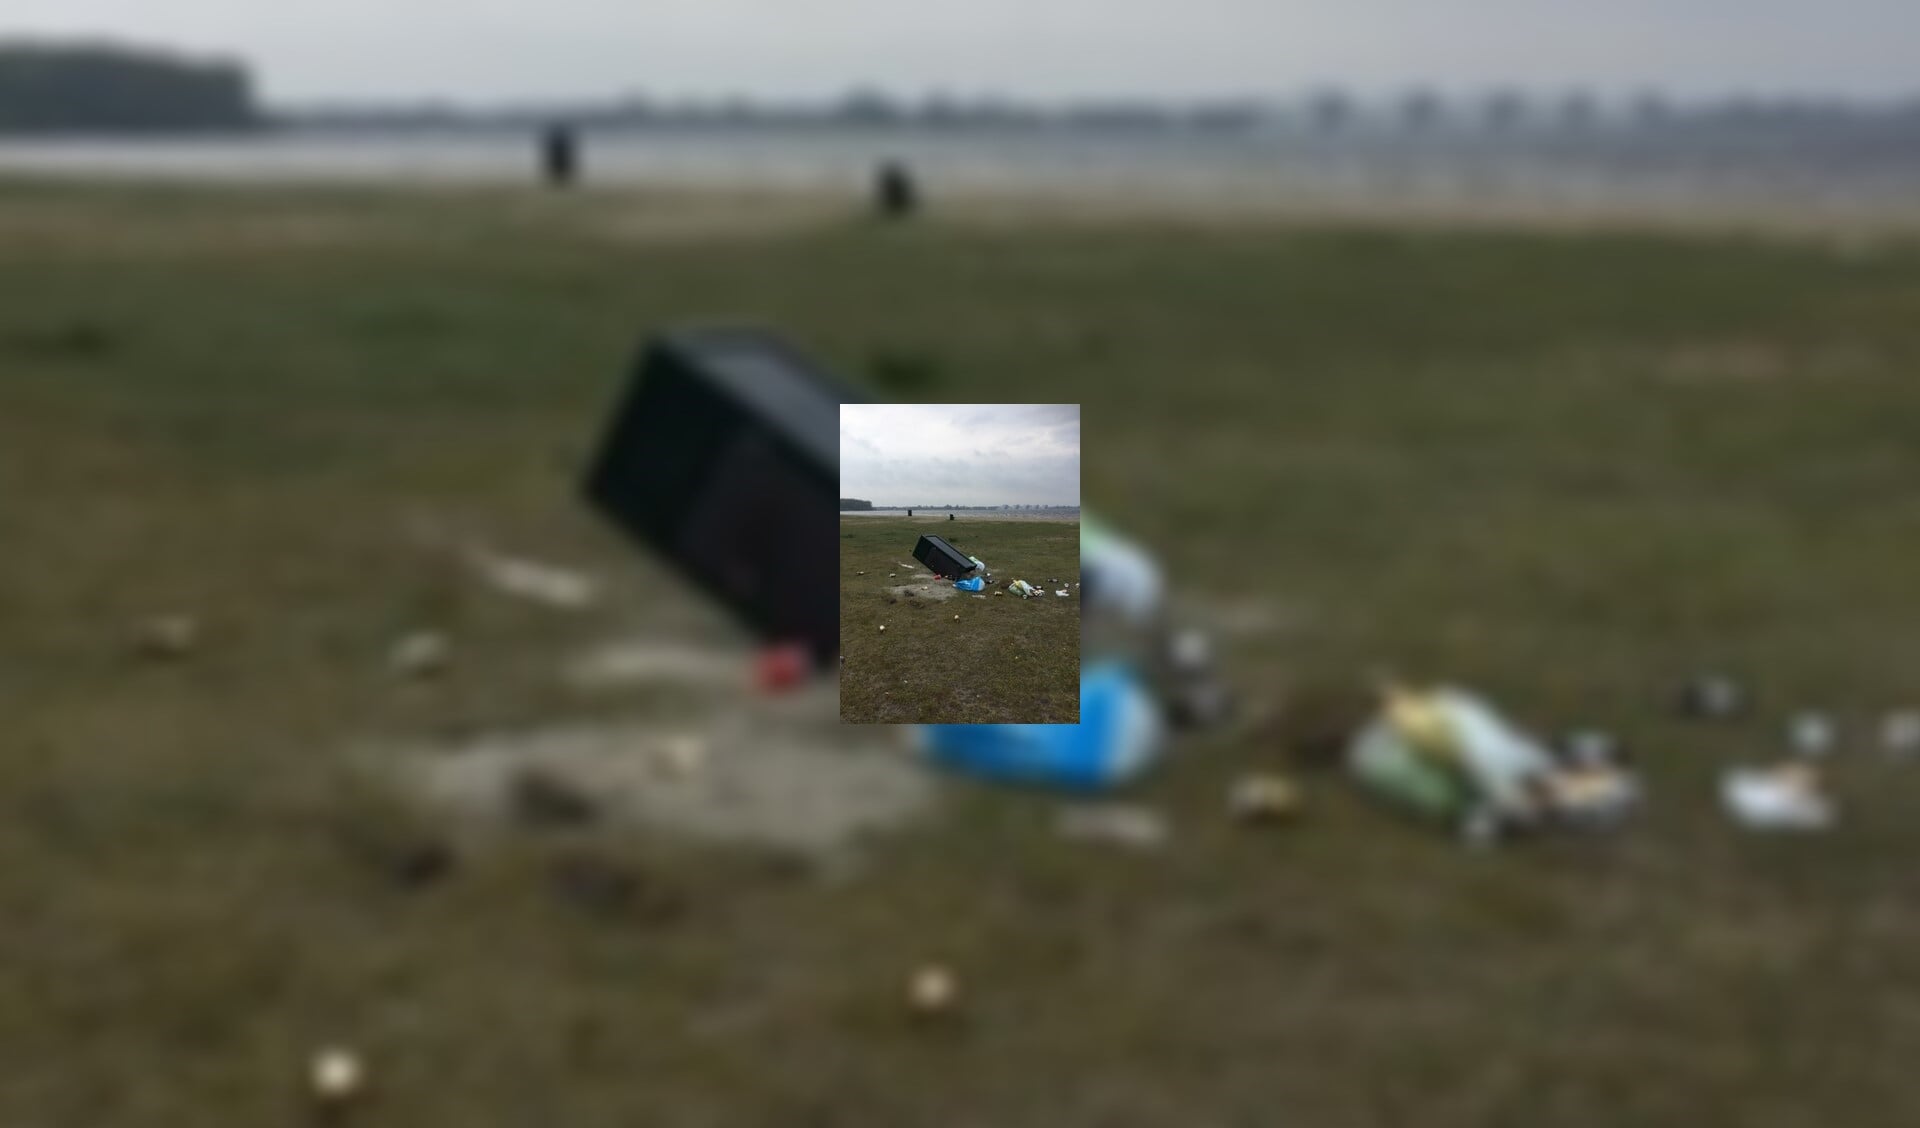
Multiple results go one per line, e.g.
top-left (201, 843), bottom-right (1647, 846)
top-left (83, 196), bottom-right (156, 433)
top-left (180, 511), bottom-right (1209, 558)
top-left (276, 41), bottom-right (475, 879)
top-left (1788, 711), bottom-right (1839, 758)
top-left (1881, 710), bottom-right (1920, 758)
top-left (468, 550), bottom-right (599, 610)
top-left (1054, 804), bottom-right (1170, 850)
top-left (308, 1046), bottom-right (367, 1105)
top-left (1055, 590), bottom-right (1070, 597)
top-left (1722, 765), bottom-right (1836, 832)
top-left (388, 630), bottom-right (451, 678)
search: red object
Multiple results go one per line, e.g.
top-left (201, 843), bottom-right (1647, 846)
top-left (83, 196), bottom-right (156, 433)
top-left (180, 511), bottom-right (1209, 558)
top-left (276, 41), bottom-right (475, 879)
top-left (755, 643), bottom-right (812, 693)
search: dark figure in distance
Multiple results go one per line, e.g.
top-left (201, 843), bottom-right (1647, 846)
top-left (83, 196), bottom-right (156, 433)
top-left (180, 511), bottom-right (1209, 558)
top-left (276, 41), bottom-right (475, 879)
top-left (541, 123), bottom-right (581, 189)
top-left (873, 159), bottom-right (920, 220)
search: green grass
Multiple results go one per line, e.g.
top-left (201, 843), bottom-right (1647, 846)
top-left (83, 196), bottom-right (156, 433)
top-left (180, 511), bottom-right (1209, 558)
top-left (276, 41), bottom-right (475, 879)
top-left (4, 181), bottom-right (1920, 1125)
top-left (839, 518), bottom-right (1080, 724)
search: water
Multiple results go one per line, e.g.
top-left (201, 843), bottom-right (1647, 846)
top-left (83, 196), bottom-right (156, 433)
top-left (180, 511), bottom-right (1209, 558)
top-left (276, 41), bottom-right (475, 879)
top-left (2, 124), bottom-right (1918, 219)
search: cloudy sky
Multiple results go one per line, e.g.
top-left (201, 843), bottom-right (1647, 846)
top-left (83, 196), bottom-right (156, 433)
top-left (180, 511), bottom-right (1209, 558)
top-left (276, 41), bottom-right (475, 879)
top-left (7, 0), bottom-right (1917, 102)
top-left (842, 404), bottom-right (1079, 508)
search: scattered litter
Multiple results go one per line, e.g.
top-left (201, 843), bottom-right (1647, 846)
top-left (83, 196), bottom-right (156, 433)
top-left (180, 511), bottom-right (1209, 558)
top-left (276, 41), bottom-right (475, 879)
top-left (953, 614), bottom-right (959, 621)
top-left (1347, 684), bottom-right (1640, 842)
top-left (132, 614), bottom-right (199, 660)
top-left (307, 1045), bottom-right (367, 1108)
top-left (1008, 580), bottom-right (1038, 598)
top-left (879, 625), bottom-right (887, 633)
top-left (1082, 512), bottom-right (1165, 625)
top-left (388, 630), bottom-right (451, 679)
top-left (1227, 774), bottom-right (1302, 824)
top-left (1560, 729), bottom-right (1621, 769)
top-left (1788, 711), bottom-right (1839, 758)
top-left (922, 663), bottom-right (1163, 792)
top-left (1168, 679), bottom-right (1235, 731)
top-left (754, 643), bottom-right (811, 694)
top-left (1055, 803), bottom-right (1171, 850)
top-left (993, 591), bottom-right (1005, 597)
top-left (1881, 710), bottom-right (1920, 758)
top-left (467, 549), bottom-right (599, 610)
top-left (954, 577), bottom-right (986, 593)
top-left (1722, 764), bottom-right (1836, 832)
top-left (1678, 673), bottom-right (1748, 720)
top-left (907, 964), bottom-right (960, 1017)
top-left (1055, 590), bottom-right (1070, 597)
top-left (1167, 629), bottom-right (1214, 675)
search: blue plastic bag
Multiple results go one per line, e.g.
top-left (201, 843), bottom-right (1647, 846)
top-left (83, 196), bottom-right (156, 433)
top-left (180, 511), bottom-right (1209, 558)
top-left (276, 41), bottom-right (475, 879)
top-left (954, 577), bottom-right (986, 592)
top-left (920, 663), bottom-right (1165, 792)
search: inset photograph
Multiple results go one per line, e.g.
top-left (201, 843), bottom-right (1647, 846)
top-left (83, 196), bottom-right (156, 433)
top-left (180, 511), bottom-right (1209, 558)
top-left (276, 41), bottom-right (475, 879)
top-left (840, 405), bottom-right (1081, 724)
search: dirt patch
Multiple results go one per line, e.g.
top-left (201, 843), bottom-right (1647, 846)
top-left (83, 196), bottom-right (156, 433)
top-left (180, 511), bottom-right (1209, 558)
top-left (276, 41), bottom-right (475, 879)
top-left (387, 717), bottom-right (936, 855)
top-left (562, 640), bottom-right (745, 693)
top-left (889, 582), bottom-right (958, 602)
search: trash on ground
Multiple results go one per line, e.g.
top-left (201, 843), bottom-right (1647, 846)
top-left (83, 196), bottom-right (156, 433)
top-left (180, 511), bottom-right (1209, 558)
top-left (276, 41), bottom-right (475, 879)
top-left (1347, 683), bottom-right (1640, 841)
top-left (907, 964), bottom-right (960, 1017)
top-left (467, 548), bottom-right (599, 610)
top-left (1055, 589), bottom-right (1070, 597)
top-left (1167, 678), bottom-right (1235, 731)
top-left (754, 642), bottom-right (812, 694)
top-left (1560, 729), bottom-right (1621, 769)
top-left (954, 577), bottom-right (986, 593)
top-left (1008, 580), bottom-right (1038, 598)
top-left (1722, 763), bottom-right (1836, 832)
top-left (1678, 672), bottom-right (1748, 719)
top-left (133, 614), bottom-right (199, 659)
top-left (1788, 710), bottom-right (1839, 758)
top-left (921, 662), bottom-right (1164, 792)
top-left (307, 1045), bottom-right (367, 1107)
top-left (1881, 710), bottom-right (1920, 758)
top-left (388, 630), bottom-right (451, 678)
top-left (1227, 774), bottom-right (1303, 824)
top-left (879, 624), bottom-right (887, 633)
top-left (1082, 512), bottom-right (1165, 626)
top-left (1167, 629), bottom-right (1214, 675)
top-left (1055, 803), bottom-right (1171, 850)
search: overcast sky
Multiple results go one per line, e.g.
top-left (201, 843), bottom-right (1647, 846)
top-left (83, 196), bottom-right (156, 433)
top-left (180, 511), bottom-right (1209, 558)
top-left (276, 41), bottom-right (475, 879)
top-left (842, 404), bottom-right (1079, 508)
top-left (7, 0), bottom-right (1917, 103)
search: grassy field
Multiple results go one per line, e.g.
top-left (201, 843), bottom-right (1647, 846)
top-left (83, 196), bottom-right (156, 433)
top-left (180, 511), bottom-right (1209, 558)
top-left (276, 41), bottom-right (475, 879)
top-left (840, 516), bottom-right (1081, 724)
top-left (5, 178), bottom-right (1920, 1125)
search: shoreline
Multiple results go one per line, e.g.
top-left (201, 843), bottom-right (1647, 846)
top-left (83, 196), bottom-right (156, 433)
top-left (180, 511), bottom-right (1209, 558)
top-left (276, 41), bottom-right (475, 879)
top-left (1, 168), bottom-right (1918, 240)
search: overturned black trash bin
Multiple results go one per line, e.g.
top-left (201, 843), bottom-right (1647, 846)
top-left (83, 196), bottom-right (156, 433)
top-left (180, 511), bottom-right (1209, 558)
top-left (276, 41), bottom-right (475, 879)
top-left (583, 327), bottom-right (860, 668)
top-left (913, 534), bottom-right (976, 579)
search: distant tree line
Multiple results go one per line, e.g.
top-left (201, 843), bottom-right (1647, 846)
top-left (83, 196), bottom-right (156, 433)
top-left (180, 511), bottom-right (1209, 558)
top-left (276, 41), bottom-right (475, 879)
top-left (0, 41), bottom-right (259, 133)
top-left (839, 498), bottom-right (874, 511)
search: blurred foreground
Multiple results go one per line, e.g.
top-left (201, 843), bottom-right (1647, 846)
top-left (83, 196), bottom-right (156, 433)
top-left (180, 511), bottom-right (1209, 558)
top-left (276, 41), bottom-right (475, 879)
top-left (4, 181), bottom-right (1920, 1124)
